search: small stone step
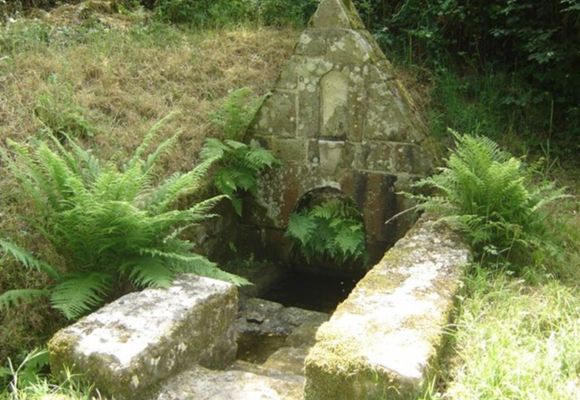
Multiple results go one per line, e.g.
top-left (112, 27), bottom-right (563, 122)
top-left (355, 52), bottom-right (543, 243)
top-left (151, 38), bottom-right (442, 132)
top-left (262, 346), bottom-right (311, 376)
top-left (229, 359), bottom-right (305, 382)
top-left (153, 365), bottom-right (304, 400)
top-left (237, 298), bottom-right (329, 337)
top-left (237, 298), bottom-right (329, 364)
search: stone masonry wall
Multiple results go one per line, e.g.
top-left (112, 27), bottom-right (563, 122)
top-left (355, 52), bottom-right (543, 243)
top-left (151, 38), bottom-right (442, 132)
top-left (246, 0), bottom-right (438, 262)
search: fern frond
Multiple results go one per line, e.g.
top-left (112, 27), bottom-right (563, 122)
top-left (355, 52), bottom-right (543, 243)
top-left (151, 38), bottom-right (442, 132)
top-left (146, 157), bottom-right (219, 212)
top-left (334, 226), bottom-right (364, 257)
top-left (0, 289), bottom-right (50, 310)
top-left (67, 138), bottom-right (102, 182)
top-left (50, 273), bottom-right (112, 320)
top-left (214, 169), bottom-right (241, 196)
top-left (200, 138), bottom-right (228, 161)
top-left (286, 213), bottom-right (316, 245)
top-left (210, 87), bottom-right (261, 140)
top-left (5, 140), bottom-right (59, 211)
top-left (244, 146), bottom-right (280, 170)
top-left (172, 261), bottom-right (249, 287)
top-left (142, 132), bottom-right (180, 174)
top-left (127, 112), bottom-right (178, 170)
top-left (0, 240), bottom-right (61, 280)
top-left (123, 258), bottom-right (173, 289)
top-left (224, 139), bottom-right (247, 150)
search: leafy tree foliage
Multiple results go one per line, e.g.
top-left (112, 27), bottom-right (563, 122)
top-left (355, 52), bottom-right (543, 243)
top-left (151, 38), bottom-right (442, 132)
top-left (354, 0), bottom-right (579, 144)
top-left (0, 117), bottom-right (246, 320)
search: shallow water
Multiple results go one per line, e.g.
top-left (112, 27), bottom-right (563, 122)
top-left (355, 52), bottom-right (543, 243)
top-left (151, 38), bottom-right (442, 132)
top-left (261, 269), bottom-right (360, 313)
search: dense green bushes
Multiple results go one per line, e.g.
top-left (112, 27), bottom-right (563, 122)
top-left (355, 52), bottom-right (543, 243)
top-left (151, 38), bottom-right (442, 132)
top-left (154, 0), bottom-right (317, 27)
top-left (354, 0), bottom-right (579, 150)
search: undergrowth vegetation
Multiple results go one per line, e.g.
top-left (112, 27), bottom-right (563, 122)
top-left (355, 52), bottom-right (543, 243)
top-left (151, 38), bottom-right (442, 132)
top-left (412, 132), bottom-right (568, 271)
top-left (444, 267), bottom-right (580, 400)
top-left (201, 88), bottom-right (280, 215)
top-left (354, 0), bottom-right (580, 155)
top-left (286, 199), bottom-right (367, 266)
top-left (0, 117), bottom-right (245, 320)
top-left (0, 347), bottom-right (98, 399)
top-left (35, 80), bottom-right (96, 141)
top-left (154, 0), bottom-right (317, 27)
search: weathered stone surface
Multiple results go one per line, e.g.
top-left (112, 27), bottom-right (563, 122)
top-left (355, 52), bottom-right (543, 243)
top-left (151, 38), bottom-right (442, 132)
top-left (253, 92), bottom-right (296, 138)
top-left (237, 298), bottom-right (329, 338)
top-left (263, 346), bottom-right (311, 376)
top-left (304, 217), bottom-right (471, 399)
top-left (246, 0), bottom-right (439, 261)
top-left (153, 365), bottom-right (304, 400)
top-left (48, 275), bottom-right (238, 400)
top-left (236, 298), bottom-right (329, 364)
top-left (309, 0), bottom-right (365, 30)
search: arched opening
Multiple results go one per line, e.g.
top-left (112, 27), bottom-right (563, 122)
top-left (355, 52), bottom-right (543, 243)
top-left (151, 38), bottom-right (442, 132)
top-left (261, 187), bottom-right (368, 312)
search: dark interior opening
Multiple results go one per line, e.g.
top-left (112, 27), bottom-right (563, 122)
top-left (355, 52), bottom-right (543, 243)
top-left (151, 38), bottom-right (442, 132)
top-left (261, 268), bottom-right (363, 313)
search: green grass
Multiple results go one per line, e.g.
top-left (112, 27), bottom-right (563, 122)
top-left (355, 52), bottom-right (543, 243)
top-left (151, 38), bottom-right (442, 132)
top-left (444, 267), bottom-right (579, 400)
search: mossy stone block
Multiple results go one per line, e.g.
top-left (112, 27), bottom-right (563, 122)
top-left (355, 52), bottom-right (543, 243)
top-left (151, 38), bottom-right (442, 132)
top-left (304, 217), bottom-right (471, 399)
top-left (48, 275), bottom-right (238, 400)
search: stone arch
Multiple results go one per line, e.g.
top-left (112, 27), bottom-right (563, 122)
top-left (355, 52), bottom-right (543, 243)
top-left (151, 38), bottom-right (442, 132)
top-left (292, 186), bottom-right (357, 215)
top-left (288, 185), bottom-right (368, 274)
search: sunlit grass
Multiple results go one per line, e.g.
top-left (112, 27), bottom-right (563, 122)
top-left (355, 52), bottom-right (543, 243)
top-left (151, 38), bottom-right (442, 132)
top-left (444, 268), bottom-right (579, 399)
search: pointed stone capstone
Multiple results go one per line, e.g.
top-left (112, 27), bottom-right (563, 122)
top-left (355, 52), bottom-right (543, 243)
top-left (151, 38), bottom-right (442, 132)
top-left (309, 0), bottom-right (365, 29)
top-left (246, 0), bottom-right (438, 262)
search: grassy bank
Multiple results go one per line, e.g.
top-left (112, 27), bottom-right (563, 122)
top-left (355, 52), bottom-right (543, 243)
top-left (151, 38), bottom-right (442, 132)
top-left (445, 268), bottom-right (579, 399)
top-left (0, 5), bottom-right (298, 363)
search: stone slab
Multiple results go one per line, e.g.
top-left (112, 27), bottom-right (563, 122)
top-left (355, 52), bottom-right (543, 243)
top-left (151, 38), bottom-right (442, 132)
top-left (263, 346), bottom-right (311, 376)
top-left (153, 365), bottom-right (304, 400)
top-left (304, 217), bottom-right (471, 399)
top-left (237, 298), bottom-right (329, 338)
top-left (48, 274), bottom-right (238, 400)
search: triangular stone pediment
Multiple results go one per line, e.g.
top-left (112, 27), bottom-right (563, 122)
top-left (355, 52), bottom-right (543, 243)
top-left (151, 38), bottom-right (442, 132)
top-left (247, 0), bottom-right (437, 258)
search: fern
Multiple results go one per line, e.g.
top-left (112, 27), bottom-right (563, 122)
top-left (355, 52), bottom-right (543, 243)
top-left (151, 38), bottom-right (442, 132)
top-left (286, 214), bottom-right (317, 246)
top-left (411, 130), bottom-right (569, 268)
top-left (51, 273), bottom-right (113, 320)
top-left (0, 289), bottom-right (50, 310)
top-left (0, 116), bottom-right (244, 319)
top-left (209, 87), bottom-right (263, 141)
top-left (122, 258), bottom-right (174, 289)
top-left (285, 199), bottom-right (367, 266)
top-left (0, 240), bottom-right (60, 280)
top-left (202, 89), bottom-right (280, 216)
